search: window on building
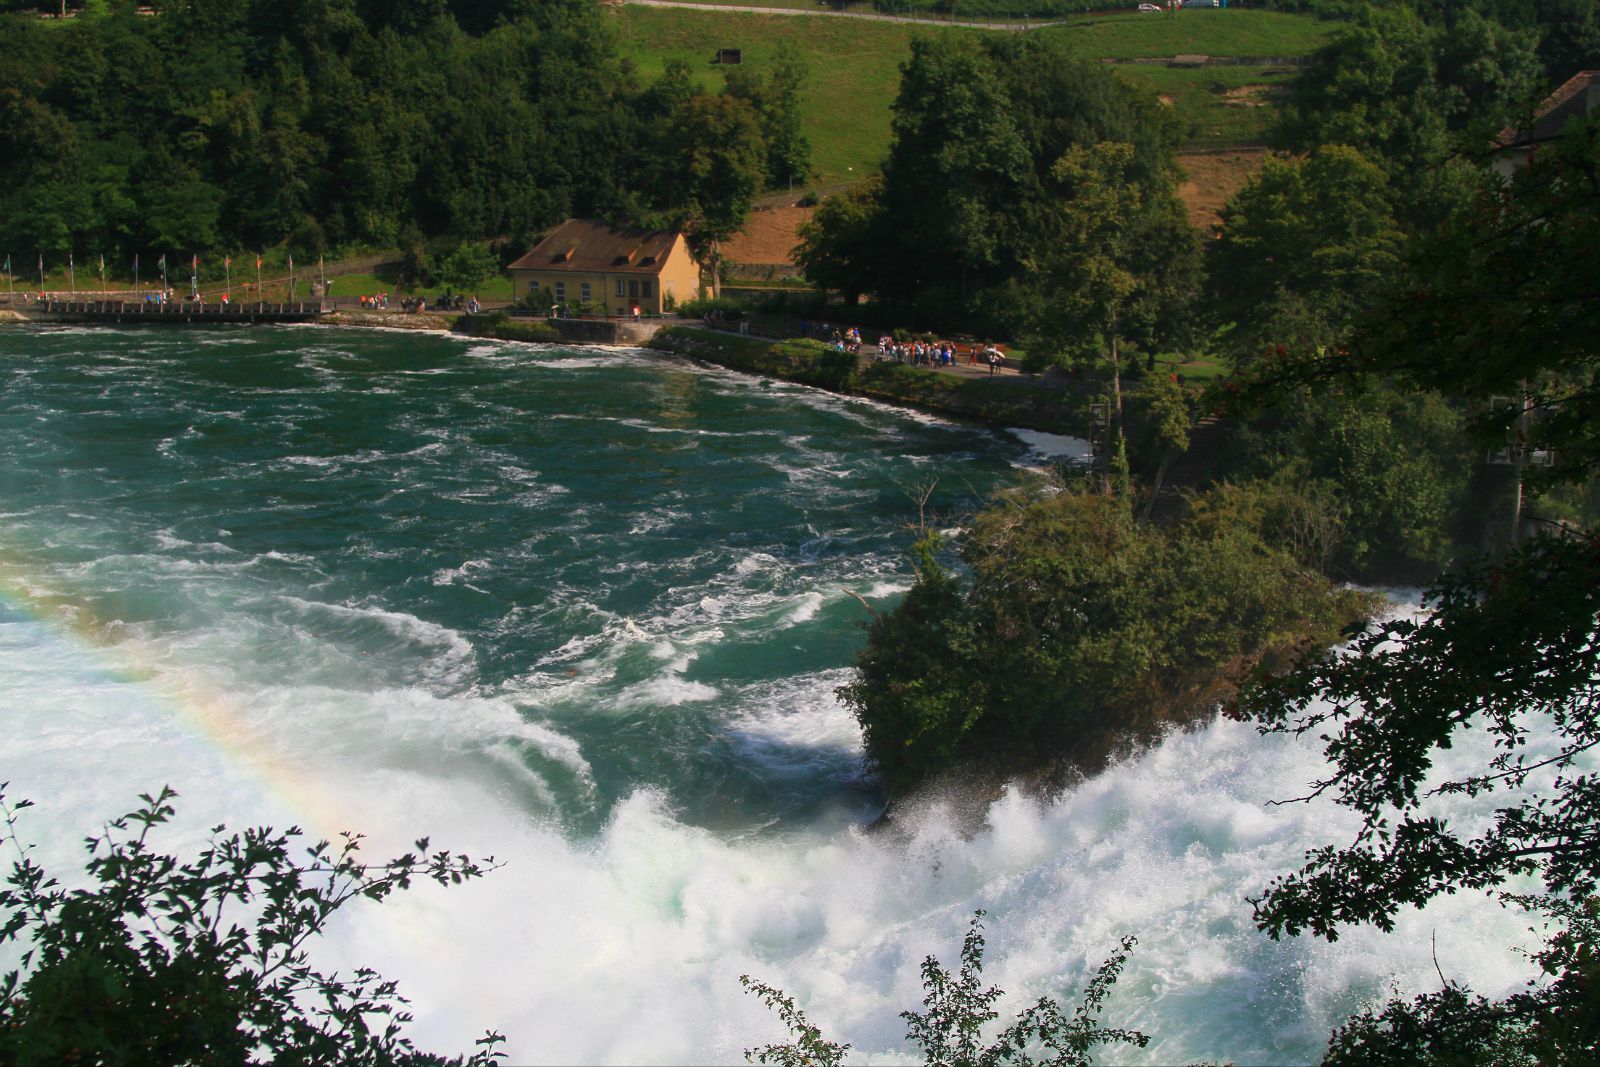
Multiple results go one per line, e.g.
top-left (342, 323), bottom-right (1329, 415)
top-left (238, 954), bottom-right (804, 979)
top-left (554, 282), bottom-right (566, 302)
top-left (641, 280), bottom-right (653, 298)
top-left (581, 282), bottom-right (592, 301)
top-left (615, 280), bottom-right (627, 297)
top-left (628, 280), bottom-right (639, 298)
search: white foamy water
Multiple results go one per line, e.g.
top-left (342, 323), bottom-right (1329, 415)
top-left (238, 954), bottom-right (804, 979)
top-left (1007, 428), bottom-right (1094, 464)
top-left (0, 329), bottom-right (1545, 1065)
top-left (0, 601), bottom-right (1541, 1066)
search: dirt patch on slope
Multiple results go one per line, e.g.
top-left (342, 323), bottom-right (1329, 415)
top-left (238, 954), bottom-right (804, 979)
top-left (723, 204), bottom-right (815, 266)
top-left (724, 151), bottom-right (1265, 265)
top-left (1176, 148), bottom-right (1269, 235)
top-left (1222, 84), bottom-right (1276, 107)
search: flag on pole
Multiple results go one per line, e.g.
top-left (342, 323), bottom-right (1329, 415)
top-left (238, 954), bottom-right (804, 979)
top-left (225, 255), bottom-right (231, 269)
top-left (157, 254), bottom-right (166, 269)
top-left (98, 254), bottom-right (104, 274)
top-left (192, 254), bottom-right (198, 270)
top-left (256, 255), bottom-right (262, 270)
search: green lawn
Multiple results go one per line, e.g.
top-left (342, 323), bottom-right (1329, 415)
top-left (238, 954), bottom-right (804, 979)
top-left (1154, 352), bottom-right (1229, 383)
top-left (611, 6), bottom-right (920, 183)
top-left (610, 7), bottom-right (1330, 180)
top-left (1112, 64), bottom-right (1298, 148)
top-left (1052, 10), bottom-right (1335, 60)
top-left (640, 0), bottom-right (1041, 24)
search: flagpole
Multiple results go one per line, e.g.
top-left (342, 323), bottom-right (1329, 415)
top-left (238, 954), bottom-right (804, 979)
top-left (225, 256), bottom-right (231, 300)
top-left (68, 254), bottom-right (75, 297)
top-left (38, 253), bottom-right (44, 294)
top-left (98, 254), bottom-right (105, 300)
top-left (289, 255), bottom-right (295, 303)
top-left (160, 254), bottom-right (167, 299)
top-left (256, 254), bottom-right (262, 312)
top-left (319, 253), bottom-right (325, 309)
top-left (5, 256), bottom-right (12, 307)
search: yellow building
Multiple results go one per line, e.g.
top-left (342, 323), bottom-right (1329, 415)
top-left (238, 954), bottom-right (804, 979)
top-left (507, 219), bottom-right (702, 315)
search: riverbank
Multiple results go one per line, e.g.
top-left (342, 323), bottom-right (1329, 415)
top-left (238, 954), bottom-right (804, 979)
top-left (648, 325), bottom-right (1091, 436)
top-left (0, 307), bottom-right (1088, 437)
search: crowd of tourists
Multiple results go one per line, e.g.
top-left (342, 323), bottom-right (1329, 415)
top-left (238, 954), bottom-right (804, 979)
top-left (874, 335), bottom-right (1008, 374)
top-left (354, 292), bottom-right (478, 313)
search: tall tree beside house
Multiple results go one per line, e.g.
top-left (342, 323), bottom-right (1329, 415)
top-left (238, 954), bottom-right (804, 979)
top-left (723, 43), bottom-right (812, 189)
top-left (874, 34), bottom-right (1031, 316)
top-left (793, 176), bottom-right (884, 307)
top-left (795, 32), bottom-right (1192, 338)
top-left (1023, 140), bottom-right (1199, 382)
top-left (658, 93), bottom-right (767, 296)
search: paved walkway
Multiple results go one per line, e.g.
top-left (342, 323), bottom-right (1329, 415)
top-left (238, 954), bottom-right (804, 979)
top-left (860, 343), bottom-right (1038, 381)
top-left (622, 0), bottom-right (1066, 30)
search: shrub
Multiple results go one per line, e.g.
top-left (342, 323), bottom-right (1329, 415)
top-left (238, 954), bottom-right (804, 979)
top-left (842, 487), bottom-right (1370, 796)
top-left (678, 296), bottom-right (748, 321)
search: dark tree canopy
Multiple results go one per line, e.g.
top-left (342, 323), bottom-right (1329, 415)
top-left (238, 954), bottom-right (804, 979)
top-left (1273, 4), bottom-right (1542, 229)
top-left (0, 0), bottom-right (773, 268)
top-left (795, 31), bottom-right (1196, 341)
top-left (0, 786), bottom-right (504, 1066)
top-left (1234, 101), bottom-right (1600, 1067)
top-left (1205, 145), bottom-right (1403, 366)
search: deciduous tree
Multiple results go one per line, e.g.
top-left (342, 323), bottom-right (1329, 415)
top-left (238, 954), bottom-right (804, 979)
top-left (0, 785), bottom-right (505, 1066)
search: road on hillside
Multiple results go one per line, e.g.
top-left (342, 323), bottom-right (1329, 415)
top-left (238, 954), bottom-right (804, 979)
top-left (620, 0), bottom-right (1068, 30)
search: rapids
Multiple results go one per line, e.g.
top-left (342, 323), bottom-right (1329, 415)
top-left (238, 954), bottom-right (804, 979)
top-left (0, 326), bottom-right (1537, 1063)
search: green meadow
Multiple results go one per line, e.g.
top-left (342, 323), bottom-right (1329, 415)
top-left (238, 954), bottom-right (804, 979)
top-left (1113, 64), bottom-right (1300, 148)
top-left (608, 7), bottom-right (1332, 180)
top-left (1056, 9), bottom-right (1335, 60)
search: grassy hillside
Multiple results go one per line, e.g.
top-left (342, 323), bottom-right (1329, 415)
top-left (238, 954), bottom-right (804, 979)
top-left (1115, 64), bottom-right (1299, 148)
top-left (608, 7), bottom-right (1333, 181)
top-left (609, 7), bottom-right (917, 183)
top-left (1058, 10), bottom-right (1334, 59)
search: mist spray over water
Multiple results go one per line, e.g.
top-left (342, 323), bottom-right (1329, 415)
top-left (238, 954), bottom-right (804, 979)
top-left (0, 328), bottom-right (1538, 1063)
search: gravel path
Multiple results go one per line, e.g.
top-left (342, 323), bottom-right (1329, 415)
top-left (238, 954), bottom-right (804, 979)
top-left (621, 0), bottom-right (1064, 30)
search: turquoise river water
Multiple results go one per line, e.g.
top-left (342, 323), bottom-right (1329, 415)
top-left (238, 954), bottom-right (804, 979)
top-left (0, 326), bottom-right (1536, 1063)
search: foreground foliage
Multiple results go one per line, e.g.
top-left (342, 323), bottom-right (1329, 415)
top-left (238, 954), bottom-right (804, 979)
top-left (1244, 534), bottom-right (1600, 940)
top-left (0, 786), bottom-right (504, 1066)
top-left (1242, 533), bottom-right (1600, 1063)
top-left (1321, 894), bottom-right (1600, 1065)
top-left (743, 912), bottom-right (1146, 1067)
top-left (1234, 98), bottom-right (1600, 1067)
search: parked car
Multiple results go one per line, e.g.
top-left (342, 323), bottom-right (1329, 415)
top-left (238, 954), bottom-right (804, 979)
top-left (1138, 2), bottom-right (1161, 10)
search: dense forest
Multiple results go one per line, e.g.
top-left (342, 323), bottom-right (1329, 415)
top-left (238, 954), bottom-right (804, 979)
top-left (0, 0), bottom-right (806, 272)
